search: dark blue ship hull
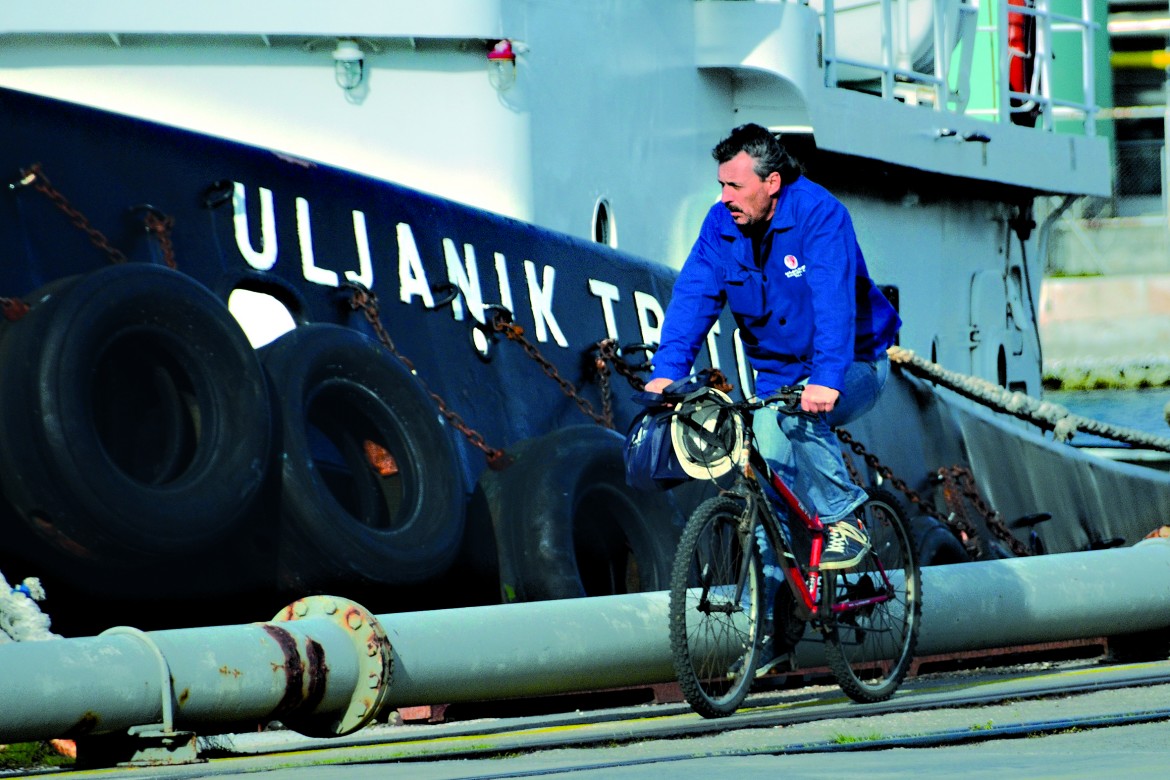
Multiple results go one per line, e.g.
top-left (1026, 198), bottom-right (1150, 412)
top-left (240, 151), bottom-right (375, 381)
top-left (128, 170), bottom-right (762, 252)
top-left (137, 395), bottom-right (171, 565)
top-left (0, 87), bottom-right (727, 633)
top-left (3, 86), bottom-right (1170, 637)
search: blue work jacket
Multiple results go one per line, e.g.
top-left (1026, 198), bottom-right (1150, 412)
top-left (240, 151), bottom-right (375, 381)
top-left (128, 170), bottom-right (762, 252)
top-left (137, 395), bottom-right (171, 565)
top-left (651, 175), bottom-right (901, 397)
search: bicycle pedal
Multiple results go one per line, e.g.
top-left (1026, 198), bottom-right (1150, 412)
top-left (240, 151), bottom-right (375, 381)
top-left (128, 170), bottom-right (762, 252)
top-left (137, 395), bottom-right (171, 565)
top-left (755, 653), bottom-right (793, 678)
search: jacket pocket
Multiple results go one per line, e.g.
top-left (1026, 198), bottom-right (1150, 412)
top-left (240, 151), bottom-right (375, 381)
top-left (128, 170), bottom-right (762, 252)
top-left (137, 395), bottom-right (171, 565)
top-left (724, 270), bottom-right (767, 319)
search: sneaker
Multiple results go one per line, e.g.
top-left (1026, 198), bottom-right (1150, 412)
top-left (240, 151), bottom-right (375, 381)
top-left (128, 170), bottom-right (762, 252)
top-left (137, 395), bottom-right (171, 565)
top-left (820, 519), bottom-right (870, 570)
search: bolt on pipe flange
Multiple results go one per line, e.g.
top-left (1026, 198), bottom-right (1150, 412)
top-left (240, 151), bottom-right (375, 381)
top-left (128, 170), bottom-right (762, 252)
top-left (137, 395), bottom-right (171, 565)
top-left (273, 595), bottom-right (393, 736)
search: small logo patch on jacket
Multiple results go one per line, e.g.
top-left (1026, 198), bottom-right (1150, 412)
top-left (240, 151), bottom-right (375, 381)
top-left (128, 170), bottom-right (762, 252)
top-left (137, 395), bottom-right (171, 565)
top-left (783, 254), bottom-right (806, 278)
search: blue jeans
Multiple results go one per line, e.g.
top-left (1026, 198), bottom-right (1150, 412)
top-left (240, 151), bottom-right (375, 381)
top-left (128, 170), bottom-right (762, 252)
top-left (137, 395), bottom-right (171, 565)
top-left (751, 357), bottom-right (889, 625)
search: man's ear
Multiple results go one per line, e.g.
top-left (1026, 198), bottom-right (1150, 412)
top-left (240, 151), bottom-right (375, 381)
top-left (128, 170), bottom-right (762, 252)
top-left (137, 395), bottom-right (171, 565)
top-left (768, 171), bottom-right (782, 196)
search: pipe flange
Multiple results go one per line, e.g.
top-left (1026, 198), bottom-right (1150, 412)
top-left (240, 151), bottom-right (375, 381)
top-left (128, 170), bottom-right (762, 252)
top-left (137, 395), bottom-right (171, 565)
top-left (273, 595), bottom-right (393, 736)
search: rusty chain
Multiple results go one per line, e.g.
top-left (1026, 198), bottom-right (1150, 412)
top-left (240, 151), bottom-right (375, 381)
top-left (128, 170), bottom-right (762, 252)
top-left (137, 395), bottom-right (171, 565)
top-left (932, 465), bottom-right (983, 556)
top-left (345, 283), bottom-right (513, 470)
top-left (595, 339), bottom-right (654, 392)
top-left (835, 426), bottom-right (937, 516)
top-left (489, 309), bottom-right (613, 428)
top-left (0, 298), bottom-right (29, 321)
top-left (11, 163), bottom-right (176, 268)
top-left (0, 168), bottom-right (1046, 556)
top-left (594, 351), bottom-right (615, 429)
top-left (938, 465), bottom-right (1032, 556)
top-left (835, 426), bottom-right (1030, 557)
top-left (141, 209), bottom-right (178, 269)
top-left (346, 287), bottom-right (668, 468)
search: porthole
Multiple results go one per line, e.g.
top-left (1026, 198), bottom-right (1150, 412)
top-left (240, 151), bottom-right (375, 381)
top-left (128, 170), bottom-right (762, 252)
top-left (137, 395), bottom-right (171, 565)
top-left (592, 197), bottom-right (618, 248)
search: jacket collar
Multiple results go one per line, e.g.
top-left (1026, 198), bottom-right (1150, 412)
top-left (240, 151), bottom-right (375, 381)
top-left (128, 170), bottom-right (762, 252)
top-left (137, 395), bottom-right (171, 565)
top-left (717, 176), bottom-right (802, 269)
top-left (717, 175), bottom-right (801, 240)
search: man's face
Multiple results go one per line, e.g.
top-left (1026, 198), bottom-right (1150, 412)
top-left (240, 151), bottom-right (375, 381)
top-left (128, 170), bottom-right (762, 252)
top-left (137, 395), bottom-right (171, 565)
top-left (718, 151), bottom-right (781, 228)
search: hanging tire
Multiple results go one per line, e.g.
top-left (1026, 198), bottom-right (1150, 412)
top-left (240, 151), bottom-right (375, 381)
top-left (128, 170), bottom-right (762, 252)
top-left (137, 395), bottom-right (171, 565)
top-left (483, 425), bottom-right (682, 602)
top-left (0, 263), bottom-right (272, 562)
top-left (910, 514), bottom-right (970, 566)
top-left (260, 323), bottom-right (466, 588)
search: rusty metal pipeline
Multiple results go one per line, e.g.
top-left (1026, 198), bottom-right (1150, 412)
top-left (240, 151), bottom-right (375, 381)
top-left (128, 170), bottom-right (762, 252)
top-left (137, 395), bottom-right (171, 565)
top-left (2, 539), bottom-right (1170, 759)
top-left (0, 595), bottom-right (390, 747)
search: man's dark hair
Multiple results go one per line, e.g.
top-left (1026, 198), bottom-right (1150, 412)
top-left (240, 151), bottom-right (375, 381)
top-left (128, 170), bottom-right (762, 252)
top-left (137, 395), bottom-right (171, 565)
top-left (711, 123), bottom-right (803, 182)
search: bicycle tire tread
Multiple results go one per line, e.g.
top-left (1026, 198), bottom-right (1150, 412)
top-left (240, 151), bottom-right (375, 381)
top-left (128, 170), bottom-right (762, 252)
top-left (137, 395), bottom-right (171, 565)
top-left (668, 495), bottom-right (763, 718)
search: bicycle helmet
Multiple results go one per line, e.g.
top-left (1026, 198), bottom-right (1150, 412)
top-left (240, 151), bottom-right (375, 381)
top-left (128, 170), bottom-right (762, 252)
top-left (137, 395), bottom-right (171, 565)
top-left (670, 386), bottom-right (744, 480)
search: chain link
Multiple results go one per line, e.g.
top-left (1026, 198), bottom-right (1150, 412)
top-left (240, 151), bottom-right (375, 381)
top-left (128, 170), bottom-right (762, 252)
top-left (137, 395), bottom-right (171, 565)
top-left (594, 339), bottom-right (654, 392)
top-left (834, 426), bottom-right (1031, 557)
top-left (345, 283), bottom-right (513, 470)
top-left (594, 352), bottom-right (614, 428)
top-left (932, 465), bottom-right (983, 556)
top-left (835, 426), bottom-right (936, 515)
top-left (141, 209), bottom-right (178, 269)
top-left (12, 163), bottom-right (177, 268)
top-left (489, 310), bottom-right (613, 428)
top-left (939, 465), bottom-right (1032, 556)
top-left (0, 298), bottom-right (29, 321)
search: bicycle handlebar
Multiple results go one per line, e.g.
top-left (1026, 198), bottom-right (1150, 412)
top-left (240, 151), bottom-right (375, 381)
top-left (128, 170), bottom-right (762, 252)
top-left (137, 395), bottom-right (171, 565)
top-left (633, 378), bottom-right (810, 417)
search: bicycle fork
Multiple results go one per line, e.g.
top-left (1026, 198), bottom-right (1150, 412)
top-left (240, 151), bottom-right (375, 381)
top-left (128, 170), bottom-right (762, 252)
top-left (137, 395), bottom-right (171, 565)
top-left (695, 500), bottom-right (761, 617)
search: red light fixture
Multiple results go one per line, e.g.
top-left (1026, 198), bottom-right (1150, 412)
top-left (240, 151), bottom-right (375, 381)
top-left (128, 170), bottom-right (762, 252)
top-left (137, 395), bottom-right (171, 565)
top-left (487, 39), bottom-right (517, 92)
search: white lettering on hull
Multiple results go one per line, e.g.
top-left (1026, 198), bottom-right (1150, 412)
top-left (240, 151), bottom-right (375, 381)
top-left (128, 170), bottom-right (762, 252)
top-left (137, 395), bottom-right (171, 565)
top-left (633, 291), bottom-right (664, 348)
top-left (705, 321), bottom-right (721, 370)
top-left (396, 223), bottom-right (435, 307)
top-left (229, 182), bottom-right (753, 389)
top-left (443, 239), bottom-right (484, 323)
top-left (348, 211), bottom-right (375, 288)
top-left (523, 260), bottom-right (567, 347)
top-left (493, 252), bottom-right (515, 313)
top-left (233, 183), bottom-right (277, 271)
top-left (587, 279), bottom-right (621, 340)
top-left (295, 197), bottom-right (340, 287)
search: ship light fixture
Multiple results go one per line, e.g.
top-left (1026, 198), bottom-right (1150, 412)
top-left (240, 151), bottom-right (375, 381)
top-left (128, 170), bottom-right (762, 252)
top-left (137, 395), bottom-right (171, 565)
top-left (333, 39), bottom-right (365, 91)
top-left (487, 39), bottom-right (516, 92)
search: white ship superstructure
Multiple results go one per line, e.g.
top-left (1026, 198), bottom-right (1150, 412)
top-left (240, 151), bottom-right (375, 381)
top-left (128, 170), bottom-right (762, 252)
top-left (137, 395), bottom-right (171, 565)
top-left (1, 2), bottom-right (1107, 393)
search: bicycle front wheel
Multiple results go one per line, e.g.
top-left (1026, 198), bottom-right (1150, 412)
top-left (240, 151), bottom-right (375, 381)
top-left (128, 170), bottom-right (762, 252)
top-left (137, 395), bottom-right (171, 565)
top-left (822, 487), bottom-right (921, 703)
top-left (668, 495), bottom-right (764, 718)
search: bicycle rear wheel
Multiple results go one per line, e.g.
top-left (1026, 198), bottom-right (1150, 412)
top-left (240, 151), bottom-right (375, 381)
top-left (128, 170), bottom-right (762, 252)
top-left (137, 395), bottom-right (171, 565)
top-left (668, 495), bottom-right (763, 718)
top-left (822, 487), bottom-right (921, 703)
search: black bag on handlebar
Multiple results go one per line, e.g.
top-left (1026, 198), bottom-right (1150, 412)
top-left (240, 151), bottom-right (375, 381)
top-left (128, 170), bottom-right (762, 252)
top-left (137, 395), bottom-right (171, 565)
top-left (623, 404), bottom-right (688, 492)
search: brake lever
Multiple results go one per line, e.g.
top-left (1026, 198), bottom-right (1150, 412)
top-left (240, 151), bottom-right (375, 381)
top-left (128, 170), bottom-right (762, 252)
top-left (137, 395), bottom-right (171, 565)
top-left (767, 386), bottom-right (816, 418)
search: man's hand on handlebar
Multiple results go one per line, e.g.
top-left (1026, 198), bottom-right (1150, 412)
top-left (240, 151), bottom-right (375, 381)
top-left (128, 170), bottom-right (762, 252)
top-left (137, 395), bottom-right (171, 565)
top-left (801, 383), bottom-right (839, 414)
top-left (644, 377), bottom-right (674, 395)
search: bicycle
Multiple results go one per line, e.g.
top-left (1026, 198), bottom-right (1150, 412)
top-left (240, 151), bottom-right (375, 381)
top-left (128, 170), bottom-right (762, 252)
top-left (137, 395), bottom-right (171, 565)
top-left (643, 378), bottom-right (921, 718)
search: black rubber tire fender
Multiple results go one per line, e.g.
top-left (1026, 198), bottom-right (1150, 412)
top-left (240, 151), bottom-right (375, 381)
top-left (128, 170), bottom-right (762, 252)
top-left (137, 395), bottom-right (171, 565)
top-left (260, 323), bottom-right (466, 588)
top-left (910, 514), bottom-right (970, 566)
top-left (0, 263), bottom-right (272, 561)
top-left (483, 424), bottom-right (682, 602)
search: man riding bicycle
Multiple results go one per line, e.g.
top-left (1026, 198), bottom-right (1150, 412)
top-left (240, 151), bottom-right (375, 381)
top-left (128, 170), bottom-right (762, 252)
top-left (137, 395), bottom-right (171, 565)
top-left (644, 123), bottom-right (901, 571)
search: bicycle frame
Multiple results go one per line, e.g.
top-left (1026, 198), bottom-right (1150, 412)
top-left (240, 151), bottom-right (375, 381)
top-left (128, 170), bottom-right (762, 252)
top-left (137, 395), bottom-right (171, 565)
top-left (735, 405), bottom-right (896, 623)
top-left (666, 382), bottom-right (921, 714)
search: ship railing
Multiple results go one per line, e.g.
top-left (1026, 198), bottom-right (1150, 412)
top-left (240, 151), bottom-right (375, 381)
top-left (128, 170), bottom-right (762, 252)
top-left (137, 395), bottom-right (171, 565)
top-left (818, 0), bottom-right (1099, 137)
